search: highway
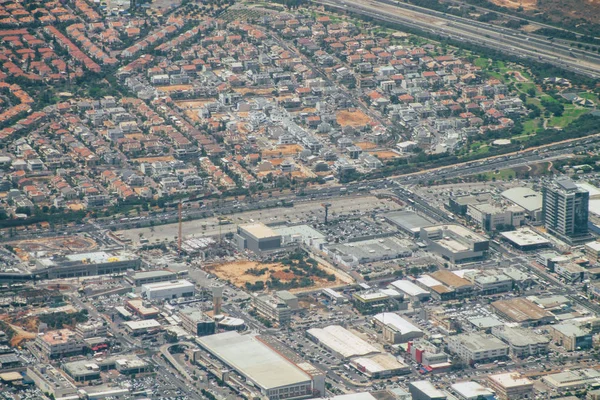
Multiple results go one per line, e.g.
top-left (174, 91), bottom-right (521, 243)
top-left (319, 0), bottom-right (600, 78)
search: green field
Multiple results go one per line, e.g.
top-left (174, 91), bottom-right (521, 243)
top-left (548, 106), bottom-right (589, 128)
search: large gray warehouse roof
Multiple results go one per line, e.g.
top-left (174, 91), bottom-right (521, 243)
top-left (501, 187), bottom-right (543, 212)
top-left (384, 211), bottom-right (434, 233)
top-left (196, 332), bottom-right (311, 390)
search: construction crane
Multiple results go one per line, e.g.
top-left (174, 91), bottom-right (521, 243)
top-left (322, 203), bottom-right (331, 224)
top-left (178, 201), bottom-right (183, 255)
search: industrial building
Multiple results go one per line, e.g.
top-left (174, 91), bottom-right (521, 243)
top-left (27, 364), bottom-right (78, 399)
top-left (126, 269), bottom-right (177, 286)
top-left (446, 333), bottom-right (509, 364)
top-left (75, 320), bottom-right (108, 340)
top-left (307, 325), bottom-right (379, 360)
top-left (487, 373), bottom-right (533, 400)
top-left (408, 380), bottom-right (448, 400)
top-left (253, 293), bottom-right (292, 324)
top-left (34, 329), bottom-right (86, 359)
top-left (123, 319), bottom-right (161, 335)
top-left (501, 187), bottom-right (543, 223)
top-left (429, 270), bottom-right (474, 296)
top-left (555, 262), bottom-right (589, 283)
top-left (350, 353), bottom-right (410, 378)
top-left (372, 312), bottom-right (423, 344)
top-left (236, 223), bottom-right (282, 253)
top-left (447, 192), bottom-right (493, 216)
top-left (464, 270), bottom-right (513, 294)
top-left (419, 224), bottom-right (489, 263)
top-left (352, 290), bottom-right (403, 314)
top-left (451, 381), bottom-right (495, 400)
top-left (63, 354), bottom-right (151, 382)
top-left (34, 251), bottom-right (141, 279)
top-left (491, 297), bottom-right (555, 326)
top-left (179, 307), bottom-right (216, 336)
top-left (275, 291), bottom-right (300, 311)
top-left (196, 331), bottom-right (325, 399)
top-left (322, 288), bottom-right (348, 303)
top-left (585, 241), bottom-right (600, 264)
top-left (389, 280), bottom-right (430, 302)
top-left (542, 369), bottom-right (600, 391)
top-left (141, 279), bottom-right (195, 300)
top-left (491, 325), bottom-right (550, 357)
top-left (550, 322), bottom-right (593, 351)
top-left (499, 228), bottom-right (551, 251)
top-left (542, 178), bottom-right (592, 244)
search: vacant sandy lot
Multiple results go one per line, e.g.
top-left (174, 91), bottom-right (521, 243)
top-left (370, 150), bottom-right (400, 159)
top-left (336, 109), bottom-right (372, 127)
top-left (175, 100), bottom-right (215, 108)
top-left (206, 260), bottom-right (347, 293)
top-left (233, 88), bottom-right (276, 96)
top-left (489, 0), bottom-right (537, 10)
top-left (262, 144), bottom-right (304, 158)
top-left (356, 142), bottom-right (377, 150)
top-left (157, 84), bottom-right (193, 92)
top-left (133, 155), bottom-right (175, 163)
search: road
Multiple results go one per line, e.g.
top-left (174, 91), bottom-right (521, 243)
top-left (320, 0), bottom-right (600, 78)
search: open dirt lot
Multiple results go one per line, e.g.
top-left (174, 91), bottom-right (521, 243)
top-left (157, 84), bottom-right (193, 92)
top-left (489, 0), bottom-right (536, 10)
top-left (133, 155), bottom-right (175, 163)
top-left (262, 144), bottom-right (304, 158)
top-left (233, 88), bottom-right (276, 96)
top-left (369, 150), bottom-right (400, 159)
top-left (336, 109), bottom-right (372, 127)
top-left (175, 100), bottom-right (215, 108)
top-left (206, 260), bottom-right (348, 293)
top-left (8, 236), bottom-right (97, 260)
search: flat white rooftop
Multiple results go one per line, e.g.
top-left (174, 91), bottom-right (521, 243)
top-left (373, 312), bottom-right (422, 335)
top-left (390, 280), bottom-right (429, 297)
top-left (307, 325), bottom-right (379, 359)
top-left (196, 332), bottom-right (311, 391)
top-left (500, 228), bottom-right (550, 247)
top-left (239, 223), bottom-right (279, 239)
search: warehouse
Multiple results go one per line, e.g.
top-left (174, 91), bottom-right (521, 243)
top-left (350, 353), bottom-right (410, 378)
top-left (196, 331), bottom-right (324, 399)
top-left (373, 312), bottom-right (423, 344)
top-left (451, 381), bottom-right (495, 400)
top-left (325, 236), bottom-right (413, 268)
top-left (542, 369), bottom-right (600, 390)
top-left (500, 228), bottom-right (550, 251)
top-left (491, 298), bottom-right (556, 326)
top-left (389, 280), bottom-right (430, 302)
top-left (307, 325), bottom-right (379, 360)
top-left (34, 250), bottom-right (141, 279)
top-left (236, 223), bottom-right (282, 253)
top-left (409, 380), bottom-right (448, 400)
top-left (142, 279), bottom-right (195, 300)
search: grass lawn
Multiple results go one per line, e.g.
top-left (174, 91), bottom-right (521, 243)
top-left (526, 97), bottom-right (542, 107)
top-left (482, 168), bottom-right (516, 180)
top-left (548, 106), bottom-right (589, 128)
top-left (517, 82), bottom-right (537, 94)
top-left (474, 57), bottom-right (489, 68)
top-left (578, 92), bottom-right (599, 103)
top-left (522, 119), bottom-right (540, 135)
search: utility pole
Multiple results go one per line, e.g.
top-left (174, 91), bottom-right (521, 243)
top-left (178, 201), bottom-right (182, 255)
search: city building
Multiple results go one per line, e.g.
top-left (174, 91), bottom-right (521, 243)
top-left (307, 325), bottom-right (379, 360)
top-left (125, 298), bottom-right (161, 319)
top-left (27, 364), bottom-right (78, 399)
top-left (446, 333), bottom-right (509, 364)
top-left (491, 325), bottom-right (550, 357)
top-left (275, 291), bottom-right (300, 311)
top-left (253, 293), bottom-right (292, 324)
top-left (123, 319), bottom-right (161, 335)
top-left (63, 354), bottom-right (151, 382)
top-left (236, 223), bottom-right (282, 253)
top-left (542, 178), bottom-right (592, 244)
top-left (419, 224), bottom-right (489, 263)
top-left (451, 381), bottom-right (495, 400)
top-left (408, 380), bottom-right (448, 400)
top-left (75, 320), bottom-right (108, 339)
top-left (372, 312), bottom-right (424, 344)
top-left (179, 307), bottom-right (216, 336)
top-left (196, 331), bottom-right (325, 399)
top-left (126, 269), bottom-right (177, 286)
top-left (141, 279), bottom-right (195, 300)
top-left (34, 329), bottom-right (86, 359)
top-left (555, 262), bottom-right (589, 283)
top-left (487, 373), bottom-right (534, 400)
top-left (352, 290), bottom-right (402, 314)
top-left (551, 322), bottom-right (593, 351)
top-left (543, 369), bottom-right (600, 391)
top-left (447, 192), bottom-right (493, 216)
top-left (407, 339), bottom-right (451, 369)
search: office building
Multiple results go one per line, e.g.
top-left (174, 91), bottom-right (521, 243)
top-left (126, 270), bottom-right (177, 286)
top-left (585, 241), bottom-right (600, 264)
top-left (27, 364), bottom-right (78, 399)
top-left (491, 325), bottom-right (550, 357)
top-left (451, 381), bottom-right (495, 400)
top-left (75, 320), bottom-right (108, 339)
top-left (542, 178), bottom-right (592, 244)
top-left (179, 307), bottom-right (216, 336)
top-left (141, 279), bottom-right (195, 300)
top-left (447, 333), bottom-right (509, 364)
top-left (467, 203), bottom-right (525, 232)
top-left (34, 251), bottom-right (141, 279)
top-left (275, 290), bottom-right (300, 311)
top-left (253, 293), bottom-right (291, 324)
top-left (501, 187), bottom-right (543, 223)
top-left (551, 322), bottom-right (593, 351)
top-left (407, 339), bottom-right (450, 369)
